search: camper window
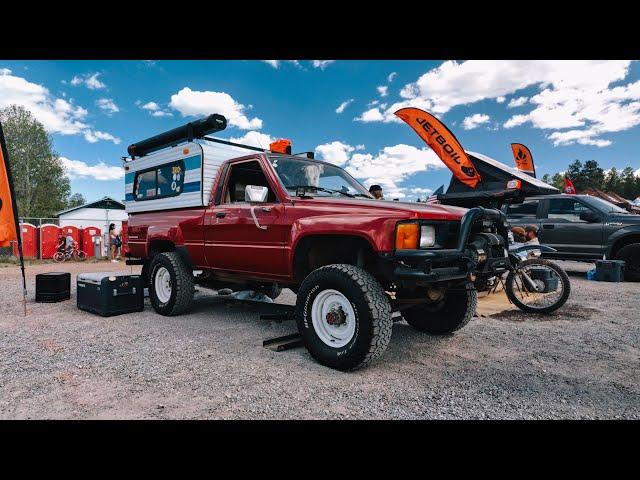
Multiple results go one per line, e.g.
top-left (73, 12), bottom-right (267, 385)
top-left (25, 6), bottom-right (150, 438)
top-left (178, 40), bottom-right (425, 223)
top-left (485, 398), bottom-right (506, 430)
top-left (134, 160), bottom-right (185, 200)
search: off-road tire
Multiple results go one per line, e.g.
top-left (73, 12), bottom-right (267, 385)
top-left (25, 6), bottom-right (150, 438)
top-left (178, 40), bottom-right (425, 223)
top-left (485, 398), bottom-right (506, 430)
top-left (149, 252), bottom-right (194, 316)
top-left (615, 243), bottom-right (640, 282)
top-left (295, 264), bottom-right (392, 371)
top-left (505, 258), bottom-right (571, 314)
top-left (398, 285), bottom-right (477, 334)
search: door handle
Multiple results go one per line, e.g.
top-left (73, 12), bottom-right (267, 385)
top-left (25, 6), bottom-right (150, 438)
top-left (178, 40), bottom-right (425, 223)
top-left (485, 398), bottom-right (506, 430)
top-left (216, 212), bottom-right (226, 218)
top-left (261, 207), bottom-right (272, 213)
top-left (542, 224), bottom-right (554, 229)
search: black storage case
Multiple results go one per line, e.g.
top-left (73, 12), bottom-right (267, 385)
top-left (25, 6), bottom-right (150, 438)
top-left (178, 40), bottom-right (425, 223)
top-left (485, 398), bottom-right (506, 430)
top-left (77, 272), bottom-right (144, 317)
top-left (595, 260), bottom-right (625, 282)
top-left (35, 272), bottom-right (71, 303)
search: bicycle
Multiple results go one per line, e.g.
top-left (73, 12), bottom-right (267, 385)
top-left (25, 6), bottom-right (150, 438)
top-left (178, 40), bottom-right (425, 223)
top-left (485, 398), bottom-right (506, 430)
top-left (53, 242), bottom-right (87, 262)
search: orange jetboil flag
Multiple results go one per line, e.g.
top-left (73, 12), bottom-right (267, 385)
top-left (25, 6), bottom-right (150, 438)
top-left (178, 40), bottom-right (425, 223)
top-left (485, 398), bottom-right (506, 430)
top-left (510, 143), bottom-right (536, 177)
top-left (0, 122), bottom-right (18, 247)
top-left (394, 107), bottom-right (481, 188)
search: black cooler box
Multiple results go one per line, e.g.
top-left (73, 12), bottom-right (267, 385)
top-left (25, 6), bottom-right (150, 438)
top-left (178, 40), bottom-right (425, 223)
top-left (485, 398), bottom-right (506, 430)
top-left (595, 260), bottom-right (625, 282)
top-left (36, 272), bottom-right (71, 303)
top-left (77, 272), bottom-right (144, 316)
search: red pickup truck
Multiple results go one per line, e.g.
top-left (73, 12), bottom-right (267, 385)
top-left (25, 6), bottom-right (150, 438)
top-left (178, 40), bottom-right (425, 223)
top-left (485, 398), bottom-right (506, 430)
top-left (124, 116), bottom-right (510, 370)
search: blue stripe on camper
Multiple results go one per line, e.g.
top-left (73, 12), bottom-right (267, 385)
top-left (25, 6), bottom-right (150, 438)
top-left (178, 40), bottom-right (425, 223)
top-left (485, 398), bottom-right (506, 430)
top-left (183, 155), bottom-right (201, 171)
top-left (125, 193), bottom-right (134, 201)
top-left (125, 172), bottom-right (134, 184)
top-left (181, 181), bottom-right (201, 193)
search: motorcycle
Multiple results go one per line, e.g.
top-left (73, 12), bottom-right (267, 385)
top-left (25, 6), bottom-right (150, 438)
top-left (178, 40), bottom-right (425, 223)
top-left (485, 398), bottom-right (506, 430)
top-left (480, 244), bottom-right (571, 314)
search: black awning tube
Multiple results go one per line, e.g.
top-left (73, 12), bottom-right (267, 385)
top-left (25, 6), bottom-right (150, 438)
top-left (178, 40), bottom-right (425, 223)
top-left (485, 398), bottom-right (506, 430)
top-left (127, 114), bottom-right (227, 158)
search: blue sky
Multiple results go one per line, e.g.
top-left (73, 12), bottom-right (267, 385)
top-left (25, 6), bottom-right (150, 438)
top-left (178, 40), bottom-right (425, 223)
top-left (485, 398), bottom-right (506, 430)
top-left (1, 60), bottom-right (639, 202)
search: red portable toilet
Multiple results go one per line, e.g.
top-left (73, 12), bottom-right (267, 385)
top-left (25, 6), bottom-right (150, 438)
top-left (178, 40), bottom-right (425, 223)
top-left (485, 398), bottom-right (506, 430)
top-left (11, 223), bottom-right (38, 258)
top-left (39, 224), bottom-right (62, 259)
top-left (121, 220), bottom-right (129, 257)
top-left (61, 225), bottom-right (81, 247)
top-left (81, 226), bottom-right (102, 258)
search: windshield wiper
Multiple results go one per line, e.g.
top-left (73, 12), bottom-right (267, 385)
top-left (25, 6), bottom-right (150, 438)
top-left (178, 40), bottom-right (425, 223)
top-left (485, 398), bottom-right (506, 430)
top-left (289, 185), bottom-right (356, 198)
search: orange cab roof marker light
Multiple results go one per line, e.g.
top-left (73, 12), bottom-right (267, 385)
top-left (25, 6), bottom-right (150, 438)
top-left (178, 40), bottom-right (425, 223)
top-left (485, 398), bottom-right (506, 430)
top-left (269, 139), bottom-right (292, 154)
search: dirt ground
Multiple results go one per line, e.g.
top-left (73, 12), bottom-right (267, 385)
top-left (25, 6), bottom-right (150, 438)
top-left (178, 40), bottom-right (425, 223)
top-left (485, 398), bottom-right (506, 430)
top-left (0, 259), bottom-right (638, 419)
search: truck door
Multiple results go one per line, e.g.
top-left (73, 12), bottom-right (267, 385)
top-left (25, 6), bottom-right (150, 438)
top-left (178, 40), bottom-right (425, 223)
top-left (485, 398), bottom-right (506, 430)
top-left (204, 158), bottom-right (288, 276)
top-left (538, 197), bottom-right (604, 258)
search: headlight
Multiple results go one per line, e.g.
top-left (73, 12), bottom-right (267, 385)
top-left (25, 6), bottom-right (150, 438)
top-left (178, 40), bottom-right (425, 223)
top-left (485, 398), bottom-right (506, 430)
top-left (420, 225), bottom-right (436, 248)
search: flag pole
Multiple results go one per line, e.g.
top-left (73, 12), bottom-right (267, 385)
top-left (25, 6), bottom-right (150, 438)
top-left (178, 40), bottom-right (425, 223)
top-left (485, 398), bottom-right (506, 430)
top-left (0, 122), bottom-right (27, 316)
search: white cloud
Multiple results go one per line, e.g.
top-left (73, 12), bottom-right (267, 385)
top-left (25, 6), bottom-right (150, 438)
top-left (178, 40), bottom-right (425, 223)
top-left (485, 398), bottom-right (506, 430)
top-left (388, 72), bottom-right (397, 83)
top-left (83, 130), bottom-right (121, 145)
top-left (141, 101), bottom-right (159, 111)
top-left (358, 60), bottom-right (640, 147)
top-left (354, 107), bottom-right (384, 122)
top-left (262, 60), bottom-right (280, 68)
top-left (496, 96), bottom-right (506, 103)
top-left (345, 144), bottom-right (445, 199)
top-left (70, 72), bottom-right (106, 90)
top-left (507, 96), bottom-right (528, 108)
top-left (314, 141), bottom-right (445, 199)
top-left (0, 69), bottom-right (117, 144)
top-left (311, 60), bottom-right (335, 70)
top-left (377, 86), bottom-right (388, 97)
top-left (169, 87), bottom-right (262, 130)
top-left (462, 113), bottom-right (490, 130)
top-left (547, 129), bottom-right (612, 147)
top-left (60, 157), bottom-right (123, 181)
top-left (96, 98), bottom-right (119, 115)
top-left (151, 110), bottom-right (173, 118)
top-left (315, 141), bottom-right (356, 166)
top-left (0, 68), bottom-right (11, 75)
top-left (229, 131), bottom-right (274, 149)
top-left (336, 99), bottom-right (354, 114)
top-left (138, 100), bottom-right (172, 117)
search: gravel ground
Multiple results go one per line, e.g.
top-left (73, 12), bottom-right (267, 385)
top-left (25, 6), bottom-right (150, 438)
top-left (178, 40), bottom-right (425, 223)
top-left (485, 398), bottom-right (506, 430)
top-left (0, 259), bottom-right (638, 419)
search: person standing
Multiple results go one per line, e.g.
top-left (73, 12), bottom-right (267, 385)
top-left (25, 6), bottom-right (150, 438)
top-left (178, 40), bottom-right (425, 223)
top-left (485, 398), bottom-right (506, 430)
top-left (109, 223), bottom-right (121, 263)
top-left (369, 184), bottom-right (384, 200)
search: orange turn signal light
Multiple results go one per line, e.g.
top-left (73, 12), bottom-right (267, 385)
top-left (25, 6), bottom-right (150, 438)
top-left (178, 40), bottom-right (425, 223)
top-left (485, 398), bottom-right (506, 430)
top-left (396, 223), bottom-right (419, 250)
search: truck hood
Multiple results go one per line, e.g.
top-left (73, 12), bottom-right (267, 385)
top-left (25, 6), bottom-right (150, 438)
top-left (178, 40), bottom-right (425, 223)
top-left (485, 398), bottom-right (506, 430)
top-left (293, 196), bottom-right (469, 221)
top-left (609, 214), bottom-right (640, 225)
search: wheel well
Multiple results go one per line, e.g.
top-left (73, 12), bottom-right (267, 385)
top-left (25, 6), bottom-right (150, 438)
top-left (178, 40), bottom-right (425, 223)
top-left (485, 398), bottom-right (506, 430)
top-left (293, 235), bottom-right (378, 283)
top-left (611, 234), bottom-right (640, 258)
top-left (148, 239), bottom-right (175, 257)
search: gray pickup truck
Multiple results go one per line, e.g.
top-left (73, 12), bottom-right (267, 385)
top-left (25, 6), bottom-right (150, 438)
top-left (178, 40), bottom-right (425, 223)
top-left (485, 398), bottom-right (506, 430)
top-left (504, 194), bottom-right (640, 281)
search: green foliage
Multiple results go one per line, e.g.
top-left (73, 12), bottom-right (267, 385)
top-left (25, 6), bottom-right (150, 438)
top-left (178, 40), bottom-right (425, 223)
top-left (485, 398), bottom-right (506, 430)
top-left (0, 105), bottom-right (71, 217)
top-left (66, 193), bottom-right (86, 208)
top-left (544, 158), bottom-right (639, 200)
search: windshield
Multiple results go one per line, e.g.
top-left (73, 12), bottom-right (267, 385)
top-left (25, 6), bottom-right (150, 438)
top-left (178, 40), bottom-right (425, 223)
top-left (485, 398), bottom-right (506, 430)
top-left (268, 156), bottom-right (372, 198)
top-left (583, 196), bottom-right (630, 214)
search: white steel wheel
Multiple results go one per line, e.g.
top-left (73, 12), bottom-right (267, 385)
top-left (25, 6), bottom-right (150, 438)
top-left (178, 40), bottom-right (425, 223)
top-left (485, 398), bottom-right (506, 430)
top-left (311, 289), bottom-right (357, 348)
top-left (154, 266), bottom-right (172, 304)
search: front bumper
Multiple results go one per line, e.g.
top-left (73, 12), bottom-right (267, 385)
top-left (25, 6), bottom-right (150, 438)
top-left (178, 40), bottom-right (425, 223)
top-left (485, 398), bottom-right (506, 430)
top-left (384, 207), bottom-right (509, 284)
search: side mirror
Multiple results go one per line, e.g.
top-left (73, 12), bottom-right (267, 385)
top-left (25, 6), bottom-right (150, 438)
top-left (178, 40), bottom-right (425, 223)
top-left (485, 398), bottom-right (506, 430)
top-left (579, 210), bottom-right (600, 223)
top-left (245, 185), bottom-right (268, 203)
